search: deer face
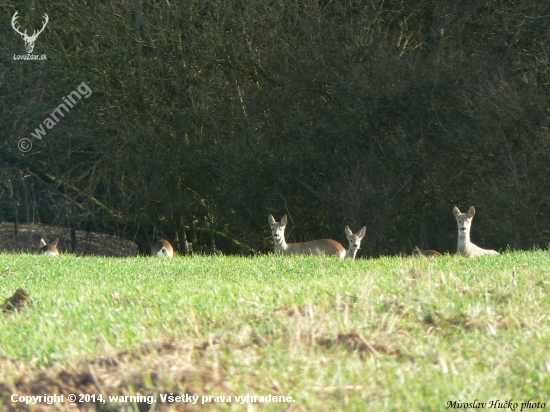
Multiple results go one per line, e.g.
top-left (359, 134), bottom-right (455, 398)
top-left (345, 225), bottom-right (366, 252)
top-left (23, 38), bottom-right (36, 54)
top-left (453, 206), bottom-right (475, 235)
top-left (268, 214), bottom-right (287, 245)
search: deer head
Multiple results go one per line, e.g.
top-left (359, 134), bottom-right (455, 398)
top-left (12, 11), bottom-right (49, 54)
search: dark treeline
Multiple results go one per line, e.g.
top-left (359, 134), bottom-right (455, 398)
top-left (1, 0), bottom-right (549, 256)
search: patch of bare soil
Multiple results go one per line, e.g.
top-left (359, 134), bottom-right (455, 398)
top-left (2, 341), bottom-right (216, 411)
top-left (316, 331), bottom-right (407, 360)
top-left (274, 306), bottom-right (314, 318)
top-left (1, 288), bottom-right (33, 314)
top-left (272, 305), bottom-right (408, 361)
top-left (0, 337), bottom-right (289, 412)
top-left (0, 223), bottom-right (137, 257)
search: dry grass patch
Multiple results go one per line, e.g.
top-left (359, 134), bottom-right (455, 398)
top-left (0, 336), bottom-right (291, 411)
top-left (316, 331), bottom-right (408, 360)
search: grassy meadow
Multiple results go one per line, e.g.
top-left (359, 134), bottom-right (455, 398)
top-left (0, 251), bottom-right (549, 411)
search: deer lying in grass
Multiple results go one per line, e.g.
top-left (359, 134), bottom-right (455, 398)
top-left (268, 215), bottom-right (346, 258)
top-left (345, 225), bottom-right (366, 259)
top-left (412, 246), bottom-right (442, 257)
top-left (39, 238), bottom-right (59, 256)
top-left (151, 239), bottom-right (174, 257)
top-left (453, 206), bottom-right (498, 257)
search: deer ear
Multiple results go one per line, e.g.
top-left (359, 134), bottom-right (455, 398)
top-left (468, 206), bottom-right (475, 217)
top-left (453, 206), bottom-right (461, 217)
top-left (52, 238), bottom-right (59, 247)
top-left (358, 226), bottom-right (366, 238)
top-left (281, 215), bottom-right (288, 226)
top-left (345, 225), bottom-right (352, 237)
top-left (39, 238), bottom-right (47, 248)
top-left (268, 215), bottom-right (275, 225)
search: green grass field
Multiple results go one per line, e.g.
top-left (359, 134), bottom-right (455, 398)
top-left (0, 251), bottom-right (549, 411)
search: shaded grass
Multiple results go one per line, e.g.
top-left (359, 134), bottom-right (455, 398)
top-left (0, 251), bottom-right (549, 411)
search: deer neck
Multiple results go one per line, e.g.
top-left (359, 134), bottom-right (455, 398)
top-left (346, 248), bottom-right (357, 259)
top-left (273, 236), bottom-right (289, 254)
top-left (457, 230), bottom-right (471, 254)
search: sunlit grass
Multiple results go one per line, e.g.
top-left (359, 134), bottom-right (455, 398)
top-left (0, 251), bottom-right (549, 411)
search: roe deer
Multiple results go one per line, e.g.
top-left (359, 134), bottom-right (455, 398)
top-left (412, 246), bottom-right (442, 257)
top-left (268, 215), bottom-right (346, 258)
top-left (453, 206), bottom-right (498, 257)
top-left (151, 239), bottom-right (174, 257)
top-left (345, 225), bottom-right (366, 259)
top-left (39, 238), bottom-right (59, 256)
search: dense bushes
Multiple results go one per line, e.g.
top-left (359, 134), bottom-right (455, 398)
top-left (1, 0), bottom-right (549, 256)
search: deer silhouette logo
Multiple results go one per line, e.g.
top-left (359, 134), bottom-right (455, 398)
top-left (11, 11), bottom-right (49, 54)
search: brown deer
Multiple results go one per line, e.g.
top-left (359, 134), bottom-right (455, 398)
top-left (39, 238), bottom-right (59, 256)
top-left (151, 240), bottom-right (174, 257)
top-left (268, 215), bottom-right (346, 258)
top-left (412, 247), bottom-right (442, 257)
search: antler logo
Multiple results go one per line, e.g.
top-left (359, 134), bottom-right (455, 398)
top-left (11, 11), bottom-right (49, 54)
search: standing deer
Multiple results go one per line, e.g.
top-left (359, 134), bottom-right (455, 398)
top-left (268, 215), bottom-right (346, 258)
top-left (412, 247), bottom-right (442, 257)
top-left (39, 238), bottom-right (59, 256)
top-left (344, 225), bottom-right (366, 259)
top-left (151, 240), bottom-right (174, 257)
top-left (11, 11), bottom-right (49, 54)
top-left (453, 206), bottom-right (498, 257)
